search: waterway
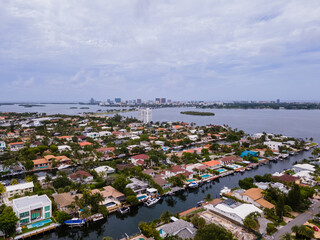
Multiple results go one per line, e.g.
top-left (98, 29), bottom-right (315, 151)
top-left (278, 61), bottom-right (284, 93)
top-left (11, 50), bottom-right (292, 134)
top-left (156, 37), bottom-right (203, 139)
top-left (2, 105), bottom-right (320, 239)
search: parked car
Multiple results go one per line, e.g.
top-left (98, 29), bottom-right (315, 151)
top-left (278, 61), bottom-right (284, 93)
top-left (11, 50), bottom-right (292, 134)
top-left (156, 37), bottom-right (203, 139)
top-left (313, 226), bottom-right (319, 232)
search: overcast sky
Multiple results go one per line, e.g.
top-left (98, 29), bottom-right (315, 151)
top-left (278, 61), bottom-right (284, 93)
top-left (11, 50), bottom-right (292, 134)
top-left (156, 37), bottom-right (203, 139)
top-left (1, 1), bottom-right (320, 102)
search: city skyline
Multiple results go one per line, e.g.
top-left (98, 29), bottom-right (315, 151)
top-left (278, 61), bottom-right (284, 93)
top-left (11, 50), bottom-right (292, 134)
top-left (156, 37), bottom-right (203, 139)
top-left (1, 1), bottom-right (320, 102)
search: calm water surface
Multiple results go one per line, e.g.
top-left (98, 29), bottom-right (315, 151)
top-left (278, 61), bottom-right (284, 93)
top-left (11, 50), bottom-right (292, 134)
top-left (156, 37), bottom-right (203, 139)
top-left (2, 105), bottom-right (320, 239)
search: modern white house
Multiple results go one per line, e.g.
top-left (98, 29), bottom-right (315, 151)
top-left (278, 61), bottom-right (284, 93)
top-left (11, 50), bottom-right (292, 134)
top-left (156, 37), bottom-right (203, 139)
top-left (13, 195), bottom-right (52, 226)
top-left (94, 166), bottom-right (115, 176)
top-left (86, 132), bottom-right (100, 139)
top-left (204, 200), bottom-right (262, 225)
top-left (5, 182), bottom-right (34, 198)
top-left (293, 164), bottom-right (315, 173)
top-left (264, 141), bottom-right (283, 151)
top-left (188, 135), bottom-right (199, 141)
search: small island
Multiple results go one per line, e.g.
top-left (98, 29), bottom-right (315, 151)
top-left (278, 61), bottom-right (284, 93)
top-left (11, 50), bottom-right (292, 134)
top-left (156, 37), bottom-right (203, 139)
top-left (180, 111), bottom-right (215, 116)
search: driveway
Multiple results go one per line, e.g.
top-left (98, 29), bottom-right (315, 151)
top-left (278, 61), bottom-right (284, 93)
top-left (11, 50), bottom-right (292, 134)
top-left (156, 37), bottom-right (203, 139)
top-left (265, 199), bottom-right (320, 240)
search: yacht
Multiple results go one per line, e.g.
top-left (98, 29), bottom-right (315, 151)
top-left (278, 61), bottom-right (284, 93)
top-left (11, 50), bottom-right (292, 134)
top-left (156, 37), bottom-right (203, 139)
top-left (64, 218), bottom-right (85, 227)
top-left (188, 182), bottom-right (199, 188)
top-left (118, 206), bottom-right (130, 214)
top-left (144, 197), bottom-right (161, 207)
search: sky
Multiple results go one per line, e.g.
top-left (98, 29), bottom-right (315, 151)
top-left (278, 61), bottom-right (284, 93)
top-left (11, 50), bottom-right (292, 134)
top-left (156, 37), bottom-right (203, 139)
top-left (1, 0), bottom-right (320, 102)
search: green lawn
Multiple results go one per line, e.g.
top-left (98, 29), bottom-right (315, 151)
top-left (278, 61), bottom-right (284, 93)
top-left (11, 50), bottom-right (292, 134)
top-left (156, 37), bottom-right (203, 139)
top-left (21, 218), bottom-right (56, 234)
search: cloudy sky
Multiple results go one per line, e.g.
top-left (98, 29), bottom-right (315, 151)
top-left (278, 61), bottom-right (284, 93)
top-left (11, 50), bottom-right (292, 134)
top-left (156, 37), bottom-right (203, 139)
top-left (1, 0), bottom-right (320, 102)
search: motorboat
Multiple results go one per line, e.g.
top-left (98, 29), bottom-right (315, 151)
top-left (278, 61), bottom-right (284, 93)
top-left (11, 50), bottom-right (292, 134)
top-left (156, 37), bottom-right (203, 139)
top-left (58, 164), bottom-right (71, 170)
top-left (188, 182), bottom-right (199, 188)
top-left (64, 218), bottom-right (85, 226)
top-left (144, 197), bottom-right (161, 207)
top-left (118, 206), bottom-right (130, 214)
top-left (220, 186), bottom-right (231, 196)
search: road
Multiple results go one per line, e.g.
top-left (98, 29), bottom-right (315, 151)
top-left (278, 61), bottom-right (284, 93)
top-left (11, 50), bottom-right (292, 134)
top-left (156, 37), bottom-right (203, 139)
top-left (266, 199), bottom-right (320, 240)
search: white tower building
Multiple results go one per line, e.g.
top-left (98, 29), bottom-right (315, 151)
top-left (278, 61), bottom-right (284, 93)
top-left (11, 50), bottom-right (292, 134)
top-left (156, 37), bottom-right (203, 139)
top-left (139, 108), bottom-right (152, 123)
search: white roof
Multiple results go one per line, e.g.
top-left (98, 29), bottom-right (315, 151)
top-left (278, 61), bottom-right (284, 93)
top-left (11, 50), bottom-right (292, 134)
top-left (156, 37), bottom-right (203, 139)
top-left (13, 195), bottom-right (51, 211)
top-left (293, 164), bottom-right (315, 172)
top-left (6, 182), bottom-right (34, 192)
top-left (215, 203), bottom-right (262, 220)
top-left (293, 171), bottom-right (313, 178)
top-left (94, 166), bottom-right (115, 173)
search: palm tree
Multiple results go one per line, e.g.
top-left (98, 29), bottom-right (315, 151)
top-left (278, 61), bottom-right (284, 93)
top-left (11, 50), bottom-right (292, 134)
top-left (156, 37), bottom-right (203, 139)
top-left (280, 233), bottom-right (295, 240)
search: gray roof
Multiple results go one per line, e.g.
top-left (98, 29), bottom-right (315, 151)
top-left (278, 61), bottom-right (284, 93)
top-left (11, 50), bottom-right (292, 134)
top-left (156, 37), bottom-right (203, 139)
top-left (157, 219), bottom-right (197, 240)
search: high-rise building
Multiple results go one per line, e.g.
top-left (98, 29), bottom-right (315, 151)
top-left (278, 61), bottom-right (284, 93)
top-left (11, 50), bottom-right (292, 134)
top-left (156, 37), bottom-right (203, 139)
top-left (160, 98), bottom-right (166, 104)
top-left (139, 108), bottom-right (152, 123)
top-left (89, 98), bottom-right (95, 104)
top-left (155, 98), bottom-right (161, 104)
top-left (115, 98), bottom-right (121, 103)
top-left (137, 99), bottom-right (142, 104)
top-left (277, 99), bottom-right (280, 104)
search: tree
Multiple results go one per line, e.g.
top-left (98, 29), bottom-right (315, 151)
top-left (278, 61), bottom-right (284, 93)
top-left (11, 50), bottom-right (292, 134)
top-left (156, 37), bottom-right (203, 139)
top-left (126, 195), bottom-right (139, 206)
top-left (56, 211), bottom-right (71, 224)
top-left (291, 225), bottom-right (314, 239)
top-left (266, 223), bottom-right (276, 235)
top-left (194, 223), bottom-right (235, 240)
top-left (0, 183), bottom-right (5, 193)
top-left (287, 184), bottom-right (302, 211)
top-left (102, 237), bottom-right (113, 240)
top-left (238, 177), bottom-right (257, 190)
top-left (138, 222), bottom-right (161, 240)
top-left (0, 206), bottom-right (19, 237)
top-left (280, 233), bottom-right (295, 240)
top-left (204, 193), bottom-right (212, 202)
top-left (192, 215), bottom-right (206, 229)
top-left (312, 148), bottom-right (320, 157)
top-left (24, 160), bottom-right (34, 171)
top-left (80, 207), bottom-right (91, 218)
top-left (113, 176), bottom-right (129, 193)
top-left (160, 210), bottom-right (173, 223)
top-left (25, 175), bottom-right (33, 182)
top-left (276, 195), bottom-right (285, 219)
top-left (10, 178), bottom-right (19, 185)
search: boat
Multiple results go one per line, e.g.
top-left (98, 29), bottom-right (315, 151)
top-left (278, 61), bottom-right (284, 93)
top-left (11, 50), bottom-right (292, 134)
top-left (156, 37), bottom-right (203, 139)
top-left (220, 186), bottom-right (231, 196)
top-left (92, 213), bottom-right (104, 222)
top-left (144, 197), bottom-right (161, 207)
top-left (188, 182), bottom-right (199, 188)
top-left (196, 200), bottom-right (204, 207)
top-left (70, 107), bottom-right (78, 109)
top-left (64, 218), bottom-right (86, 226)
top-left (57, 164), bottom-right (71, 170)
top-left (240, 168), bottom-right (245, 173)
top-left (80, 107), bottom-right (90, 109)
top-left (118, 206), bottom-right (130, 214)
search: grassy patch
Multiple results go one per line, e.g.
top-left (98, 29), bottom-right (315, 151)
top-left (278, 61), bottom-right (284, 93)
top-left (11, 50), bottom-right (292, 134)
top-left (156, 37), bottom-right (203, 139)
top-left (20, 218), bottom-right (56, 234)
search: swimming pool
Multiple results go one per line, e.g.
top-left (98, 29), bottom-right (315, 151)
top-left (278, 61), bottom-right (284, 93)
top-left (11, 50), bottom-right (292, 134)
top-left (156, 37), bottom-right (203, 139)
top-left (137, 195), bottom-right (147, 200)
top-left (217, 168), bottom-right (227, 173)
top-left (106, 202), bottom-right (117, 207)
top-left (200, 174), bottom-right (210, 178)
top-left (27, 219), bottom-right (51, 229)
top-left (187, 179), bottom-right (196, 182)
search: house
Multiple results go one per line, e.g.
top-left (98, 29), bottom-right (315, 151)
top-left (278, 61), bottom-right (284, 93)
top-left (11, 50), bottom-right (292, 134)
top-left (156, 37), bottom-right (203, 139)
top-left (94, 186), bottom-right (125, 202)
top-left (204, 199), bottom-right (263, 225)
top-left (86, 132), bottom-right (100, 139)
top-left (264, 141), bottom-right (283, 151)
top-left (0, 141), bottom-right (6, 151)
top-left (165, 165), bottom-right (188, 178)
top-left (57, 136), bottom-right (72, 141)
top-left (203, 160), bottom-right (223, 170)
top-left (44, 155), bottom-right (71, 165)
top-left (8, 142), bottom-right (25, 151)
top-left (5, 182), bottom-right (34, 198)
top-left (153, 175), bottom-right (170, 189)
top-left (126, 178), bottom-right (149, 194)
top-left (293, 164), bottom-right (315, 173)
top-left (142, 169), bottom-right (156, 177)
top-left (239, 188), bottom-right (274, 209)
top-left (187, 135), bottom-right (198, 141)
top-left (78, 141), bottom-right (93, 147)
top-left (69, 170), bottom-right (93, 182)
top-left (130, 154), bottom-right (149, 165)
top-left (184, 163), bottom-right (208, 173)
top-left (58, 145), bottom-right (71, 152)
top-left (13, 195), bottom-right (52, 226)
top-left (272, 174), bottom-right (300, 184)
top-left (53, 192), bottom-right (83, 213)
top-left (219, 156), bottom-right (243, 165)
top-left (32, 158), bottom-right (51, 170)
top-left (96, 147), bottom-right (115, 154)
top-left (94, 166), bottom-right (115, 175)
top-left (156, 219), bottom-right (197, 240)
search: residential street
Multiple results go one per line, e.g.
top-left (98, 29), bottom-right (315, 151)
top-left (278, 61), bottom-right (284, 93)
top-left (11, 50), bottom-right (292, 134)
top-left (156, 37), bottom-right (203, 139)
top-left (266, 199), bottom-right (320, 240)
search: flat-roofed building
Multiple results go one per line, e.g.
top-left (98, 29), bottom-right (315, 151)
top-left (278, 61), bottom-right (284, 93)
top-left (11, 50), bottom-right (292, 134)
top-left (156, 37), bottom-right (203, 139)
top-left (12, 195), bottom-right (52, 226)
top-left (5, 182), bottom-right (34, 198)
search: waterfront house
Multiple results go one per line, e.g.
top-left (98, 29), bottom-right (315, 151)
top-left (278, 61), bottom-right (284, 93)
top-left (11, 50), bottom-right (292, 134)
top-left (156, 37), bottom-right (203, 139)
top-left (272, 174), bottom-right (300, 184)
top-left (13, 195), bottom-right (52, 226)
top-left (219, 156), bottom-right (243, 165)
top-left (8, 142), bottom-right (25, 151)
top-left (165, 165), bottom-right (189, 178)
top-left (293, 164), bottom-right (315, 173)
top-left (0, 141), bottom-right (6, 151)
top-left (264, 141), bottom-right (283, 151)
top-left (69, 170), bottom-right (93, 182)
top-left (5, 182), bottom-right (34, 199)
top-left (126, 178), bottom-right (149, 194)
top-left (239, 188), bottom-right (274, 209)
top-left (93, 186), bottom-right (125, 202)
top-left (156, 219), bottom-right (197, 240)
top-left (53, 192), bottom-right (83, 213)
top-left (204, 199), bottom-right (263, 225)
top-left (44, 155), bottom-right (71, 166)
top-left (32, 158), bottom-right (51, 170)
top-left (203, 160), bottom-right (223, 170)
top-left (153, 175), bottom-right (170, 189)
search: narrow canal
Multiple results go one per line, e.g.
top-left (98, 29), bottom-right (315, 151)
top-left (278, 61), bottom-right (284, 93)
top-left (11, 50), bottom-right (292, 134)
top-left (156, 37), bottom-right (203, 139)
top-left (36, 150), bottom-right (313, 240)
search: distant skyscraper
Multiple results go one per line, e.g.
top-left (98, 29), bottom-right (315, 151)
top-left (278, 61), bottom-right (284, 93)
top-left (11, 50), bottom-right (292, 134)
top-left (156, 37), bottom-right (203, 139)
top-left (139, 108), bottom-right (152, 123)
top-left (137, 99), bottom-right (142, 104)
top-left (155, 98), bottom-right (160, 104)
top-left (160, 98), bottom-right (166, 104)
top-left (277, 99), bottom-right (280, 104)
top-left (115, 98), bottom-right (121, 103)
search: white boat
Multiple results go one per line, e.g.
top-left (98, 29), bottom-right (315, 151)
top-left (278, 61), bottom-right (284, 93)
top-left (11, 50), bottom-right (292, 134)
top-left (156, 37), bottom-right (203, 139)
top-left (58, 164), bottom-right (71, 170)
top-left (144, 197), bottom-right (161, 207)
top-left (189, 182), bottom-right (199, 188)
top-left (220, 186), bottom-right (231, 196)
top-left (118, 206), bottom-right (130, 214)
